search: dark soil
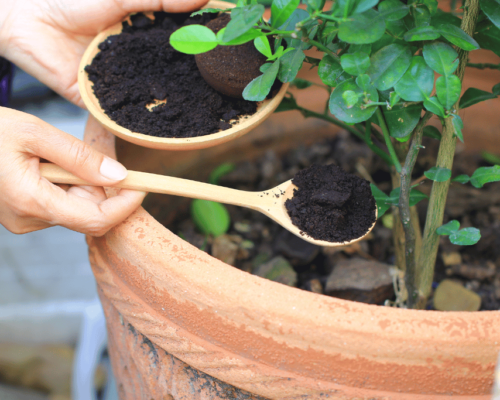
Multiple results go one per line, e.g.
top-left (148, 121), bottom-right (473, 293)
top-left (195, 14), bottom-right (267, 98)
top-left (85, 12), bottom-right (258, 138)
top-left (285, 164), bottom-right (376, 242)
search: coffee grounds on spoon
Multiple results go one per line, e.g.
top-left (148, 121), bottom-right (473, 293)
top-left (285, 164), bottom-right (376, 243)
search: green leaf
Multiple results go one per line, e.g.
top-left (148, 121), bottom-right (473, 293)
top-left (452, 174), bottom-right (470, 184)
top-left (275, 95), bottom-right (298, 112)
top-left (290, 78), bottom-right (313, 89)
top-left (370, 183), bottom-right (391, 217)
top-left (459, 88), bottom-right (498, 109)
top-left (423, 125), bottom-right (442, 139)
top-left (352, 0), bottom-right (379, 13)
top-left (220, 27), bottom-right (263, 45)
top-left (422, 42), bottom-right (459, 76)
top-left (451, 114), bottom-right (464, 142)
top-left (419, 0), bottom-right (438, 14)
top-left (383, 104), bottom-right (422, 138)
top-left (355, 74), bottom-right (372, 92)
top-left (277, 48), bottom-right (306, 83)
top-left (389, 92), bottom-right (401, 107)
top-left (386, 187), bottom-right (428, 206)
top-left (378, 0), bottom-right (409, 21)
top-left (423, 96), bottom-right (445, 118)
top-left (436, 75), bottom-right (461, 110)
top-left (394, 56), bottom-right (434, 101)
top-left (305, 0), bottom-right (323, 10)
top-left (404, 25), bottom-right (441, 41)
top-left (169, 25), bottom-right (218, 54)
top-left (470, 165), bottom-right (500, 188)
top-left (243, 60), bottom-right (279, 101)
top-left (424, 166), bottom-right (452, 182)
top-left (475, 21), bottom-right (500, 57)
top-left (190, 8), bottom-right (230, 16)
top-left (437, 24), bottom-right (480, 51)
top-left (271, 0), bottom-right (300, 28)
top-left (348, 44), bottom-right (372, 54)
top-left (449, 228), bottom-right (481, 246)
top-left (260, 63), bottom-right (272, 73)
top-left (254, 36), bottom-right (272, 58)
top-left (209, 163), bottom-right (235, 185)
top-left (191, 200), bottom-right (230, 237)
top-left (482, 151), bottom-right (500, 165)
top-left (318, 55), bottom-right (348, 86)
top-left (223, 4), bottom-right (264, 43)
top-left (493, 83), bottom-right (500, 95)
top-left (278, 8), bottom-right (308, 30)
top-left (436, 220), bottom-right (460, 235)
top-left (430, 9), bottom-right (461, 28)
top-left (366, 44), bottom-right (412, 90)
top-left (411, 5), bottom-right (431, 27)
top-left (340, 52), bottom-right (371, 76)
top-left (329, 78), bottom-right (379, 123)
top-left (339, 9), bottom-right (386, 44)
top-left (342, 90), bottom-right (361, 108)
top-left (480, 0), bottom-right (500, 29)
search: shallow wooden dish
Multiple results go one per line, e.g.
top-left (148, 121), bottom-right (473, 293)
top-left (78, 2), bottom-right (288, 151)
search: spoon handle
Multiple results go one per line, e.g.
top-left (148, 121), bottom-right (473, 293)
top-left (39, 163), bottom-right (263, 209)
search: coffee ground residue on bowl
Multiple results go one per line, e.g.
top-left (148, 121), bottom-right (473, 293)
top-left (85, 12), bottom-right (258, 138)
top-left (285, 164), bottom-right (376, 243)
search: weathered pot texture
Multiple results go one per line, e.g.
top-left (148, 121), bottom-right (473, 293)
top-left (83, 26), bottom-right (500, 399)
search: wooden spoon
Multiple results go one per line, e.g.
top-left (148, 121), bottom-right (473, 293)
top-left (40, 163), bottom-right (376, 247)
top-left (78, 1), bottom-right (288, 151)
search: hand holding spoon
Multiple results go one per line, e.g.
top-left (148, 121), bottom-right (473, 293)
top-left (40, 164), bottom-right (375, 247)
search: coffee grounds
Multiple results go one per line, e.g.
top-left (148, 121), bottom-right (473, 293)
top-left (285, 164), bottom-right (376, 243)
top-left (85, 12), bottom-right (257, 138)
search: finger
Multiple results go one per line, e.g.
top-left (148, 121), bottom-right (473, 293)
top-left (120, 0), bottom-right (210, 14)
top-left (67, 185), bottom-right (107, 202)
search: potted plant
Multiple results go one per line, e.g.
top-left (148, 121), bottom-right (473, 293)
top-left (83, 0), bottom-right (500, 398)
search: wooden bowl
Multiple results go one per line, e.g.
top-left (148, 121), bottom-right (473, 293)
top-left (77, 2), bottom-right (288, 151)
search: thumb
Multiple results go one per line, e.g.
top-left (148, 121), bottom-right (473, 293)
top-left (22, 115), bottom-right (127, 185)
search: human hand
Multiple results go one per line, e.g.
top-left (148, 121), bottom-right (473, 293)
top-left (0, 107), bottom-right (146, 235)
top-left (0, 0), bottom-right (208, 107)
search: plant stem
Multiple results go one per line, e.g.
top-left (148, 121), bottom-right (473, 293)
top-left (416, 0), bottom-right (480, 309)
top-left (296, 105), bottom-right (393, 165)
top-left (376, 107), bottom-right (402, 173)
top-left (397, 112), bottom-right (432, 308)
top-left (467, 62), bottom-right (500, 70)
top-left (307, 39), bottom-right (341, 62)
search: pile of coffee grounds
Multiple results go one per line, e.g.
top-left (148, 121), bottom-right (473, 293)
top-left (285, 164), bottom-right (376, 242)
top-left (195, 14), bottom-right (267, 98)
top-left (85, 12), bottom-right (257, 138)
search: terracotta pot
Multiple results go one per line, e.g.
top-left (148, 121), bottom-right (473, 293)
top-left (83, 32), bottom-right (500, 399)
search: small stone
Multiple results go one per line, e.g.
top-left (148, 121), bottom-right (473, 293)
top-left (253, 256), bottom-right (297, 287)
top-left (212, 235), bottom-right (239, 266)
top-left (325, 258), bottom-right (394, 304)
top-left (303, 278), bottom-right (323, 294)
top-left (433, 279), bottom-right (481, 311)
top-left (442, 251), bottom-right (462, 266)
top-left (274, 230), bottom-right (319, 266)
top-left (451, 261), bottom-right (496, 281)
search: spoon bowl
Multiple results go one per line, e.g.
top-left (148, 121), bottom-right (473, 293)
top-left (40, 164), bottom-right (377, 247)
top-left (78, 1), bottom-right (288, 151)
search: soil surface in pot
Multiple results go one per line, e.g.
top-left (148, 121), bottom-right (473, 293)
top-left (85, 12), bottom-right (259, 138)
top-left (158, 132), bottom-right (500, 310)
top-left (285, 164), bottom-right (376, 242)
top-left (196, 14), bottom-right (266, 99)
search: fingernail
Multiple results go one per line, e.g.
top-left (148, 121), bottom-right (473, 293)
top-left (100, 157), bottom-right (128, 181)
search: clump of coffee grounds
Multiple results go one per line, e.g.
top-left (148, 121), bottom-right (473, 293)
top-left (285, 164), bottom-right (376, 243)
top-left (84, 12), bottom-right (257, 138)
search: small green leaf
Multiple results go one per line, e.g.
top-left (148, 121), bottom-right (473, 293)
top-left (355, 74), bottom-right (372, 92)
top-left (386, 187), bottom-right (428, 206)
top-left (223, 4), bottom-right (265, 43)
top-left (475, 21), bottom-right (500, 57)
top-left (436, 75), bottom-right (461, 110)
top-left (482, 151), bottom-right (500, 165)
top-left (470, 165), bottom-right (500, 188)
top-left (170, 25), bottom-right (218, 54)
top-left (404, 25), bottom-right (441, 41)
top-left (411, 5), bottom-right (431, 27)
top-left (318, 55), bottom-right (347, 86)
top-left (383, 104), bottom-right (422, 138)
top-left (275, 95), bottom-right (298, 112)
top-left (277, 48), bottom-right (306, 83)
top-left (451, 114), bottom-right (464, 142)
top-left (420, 0), bottom-right (438, 14)
top-left (254, 36), bottom-right (273, 58)
top-left (305, 0), bottom-right (323, 10)
top-left (342, 90), bottom-right (361, 108)
top-left (190, 8), bottom-right (230, 17)
top-left (436, 220), bottom-right (460, 235)
top-left (389, 92), bottom-right (401, 107)
top-left (437, 24), bottom-right (480, 51)
top-left (480, 0), bottom-right (500, 29)
top-left (352, 0), bottom-right (379, 14)
top-left (423, 125), bottom-right (442, 140)
top-left (340, 52), bottom-right (371, 76)
top-left (338, 9), bottom-right (386, 44)
top-left (452, 174), bottom-right (470, 184)
top-left (423, 96), bottom-right (445, 118)
top-left (424, 166), bottom-right (452, 182)
top-left (243, 60), bottom-right (279, 101)
top-left (422, 42), bottom-right (459, 76)
top-left (290, 78), bottom-right (313, 89)
top-left (329, 78), bottom-right (379, 123)
top-left (260, 63), bottom-right (272, 73)
top-left (209, 163), bottom-right (235, 185)
top-left (366, 44), bottom-right (412, 91)
top-left (378, 0), bottom-right (409, 21)
top-left (348, 44), bottom-right (372, 54)
top-left (370, 183), bottom-right (390, 217)
top-left (271, 0), bottom-right (300, 28)
top-left (220, 28), bottom-right (263, 45)
top-left (191, 199), bottom-right (230, 237)
top-left (449, 227), bottom-right (481, 246)
top-left (459, 88), bottom-right (498, 109)
top-left (394, 56), bottom-right (434, 101)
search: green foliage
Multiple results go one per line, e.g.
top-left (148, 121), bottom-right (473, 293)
top-left (191, 200), bottom-right (231, 237)
top-left (459, 87), bottom-right (499, 109)
top-left (424, 166), bottom-right (452, 182)
top-left (394, 56), bottom-right (434, 101)
top-left (436, 220), bottom-right (460, 235)
top-left (366, 44), bottom-right (412, 90)
top-left (271, 0), bottom-right (300, 28)
top-left (481, 151), bottom-right (500, 165)
top-left (329, 78), bottom-right (379, 123)
top-left (209, 163), bottom-right (235, 184)
top-left (423, 125), bottom-right (441, 140)
top-left (170, 25), bottom-right (218, 54)
top-left (449, 228), bottom-right (481, 246)
top-left (451, 174), bottom-right (470, 184)
top-left (223, 4), bottom-right (265, 42)
top-left (386, 187), bottom-right (428, 207)
top-left (370, 183), bottom-right (391, 217)
top-left (340, 52), bottom-right (371, 76)
top-left (470, 165), bottom-right (500, 188)
top-left (243, 60), bottom-right (279, 101)
top-left (480, 0), bottom-right (500, 29)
